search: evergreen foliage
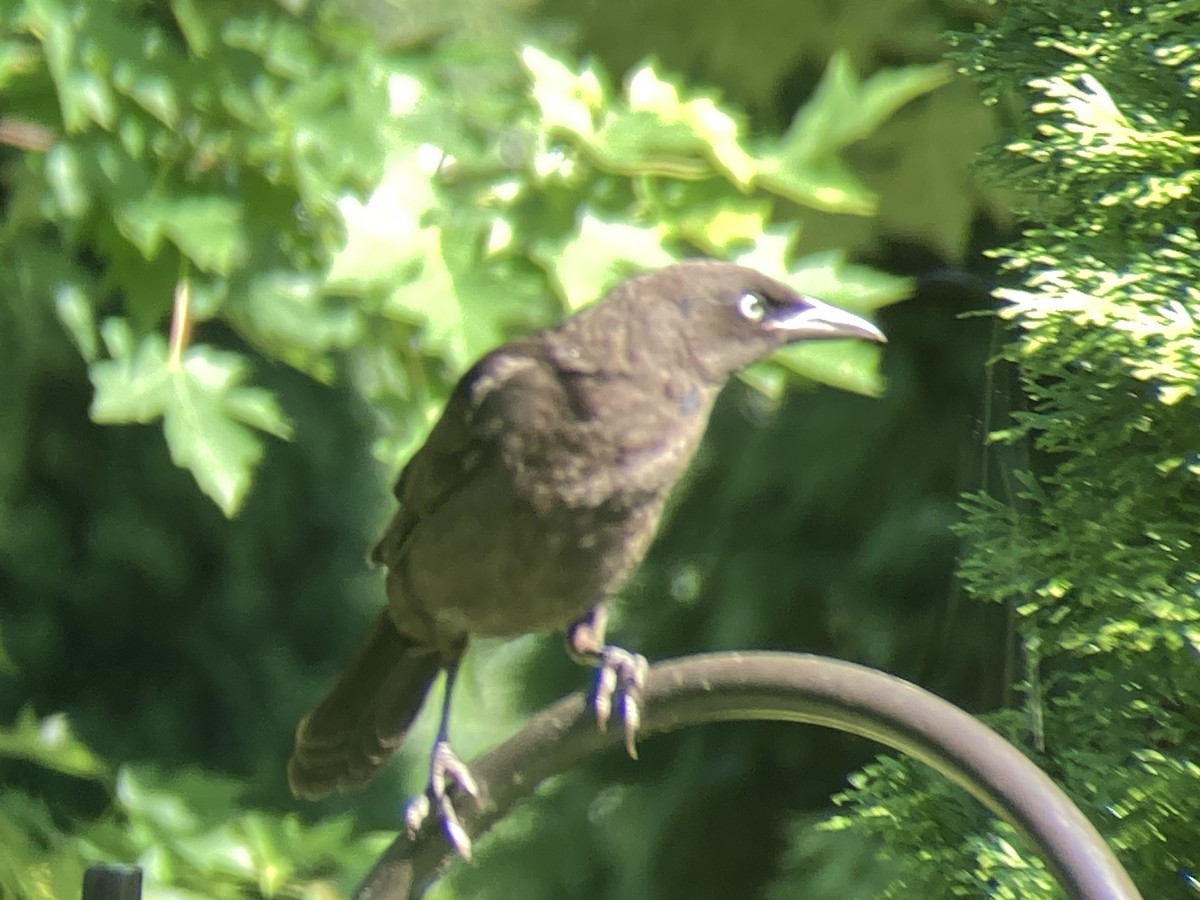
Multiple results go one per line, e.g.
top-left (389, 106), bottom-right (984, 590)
top-left (818, 2), bottom-right (1200, 896)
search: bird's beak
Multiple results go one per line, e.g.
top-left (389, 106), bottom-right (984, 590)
top-left (767, 297), bottom-right (886, 343)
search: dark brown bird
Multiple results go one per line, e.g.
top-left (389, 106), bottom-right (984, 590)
top-left (288, 260), bottom-right (884, 854)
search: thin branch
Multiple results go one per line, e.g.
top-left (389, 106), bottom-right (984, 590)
top-left (353, 651), bottom-right (1140, 900)
top-left (0, 118), bottom-right (56, 151)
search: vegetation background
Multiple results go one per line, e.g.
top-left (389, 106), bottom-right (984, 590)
top-left (1, 0), bottom-right (1196, 897)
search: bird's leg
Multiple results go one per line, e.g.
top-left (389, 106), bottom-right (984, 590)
top-left (403, 661), bottom-right (480, 859)
top-left (567, 603), bottom-right (649, 759)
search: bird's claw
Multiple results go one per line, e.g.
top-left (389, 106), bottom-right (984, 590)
top-left (593, 645), bottom-right (648, 759)
top-left (404, 740), bottom-right (480, 859)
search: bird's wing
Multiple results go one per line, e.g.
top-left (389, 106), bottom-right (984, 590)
top-left (369, 342), bottom-right (565, 568)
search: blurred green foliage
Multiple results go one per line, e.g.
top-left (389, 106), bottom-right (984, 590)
top-left (541, 0), bottom-right (1003, 262)
top-left (4, 0), bottom-right (945, 519)
top-left (0, 0), bottom-right (1020, 897)
top-left (822, 1), bottom-right (1200, 897)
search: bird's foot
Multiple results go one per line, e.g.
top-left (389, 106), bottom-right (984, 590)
top-left (593, 645), bottom-right (649, 759)
top-left (404, 740), bottom-right (480, 859)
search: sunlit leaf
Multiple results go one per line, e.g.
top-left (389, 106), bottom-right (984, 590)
top-left (773, 339), bottom-right (886, 397)
top-left (89, 321), bottom-right (291, 516)
top-left (0, 708), bottom-right (107, 780)
top-left (328, 149), bottom-right (436, 289)
top-left (787, 250), bottom-right (913, 312)
top-left (521, 45), bottom-right (601, 137)
top-left (44, 144), bottom-right (91, 218)
top-left (384, 226), bottom-right (470, 369)
top-left (536, 212), bottom-right (677, 310)
top-left (160, 350), bottom-right (291, 515)
top-left (169, 0), bottom-right (214, 55)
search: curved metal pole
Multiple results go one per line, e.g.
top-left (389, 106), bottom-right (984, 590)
top-left (353, 651), bottom-right (1141, 900)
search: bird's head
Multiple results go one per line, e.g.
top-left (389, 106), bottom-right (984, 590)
top-left (621, 260), bottom-right (886, 381)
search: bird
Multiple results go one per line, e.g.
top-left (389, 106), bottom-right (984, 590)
top-left (287, 259), bottom-right (885, 856)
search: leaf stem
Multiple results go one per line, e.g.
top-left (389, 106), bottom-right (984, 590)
top-left (168, 278), bottom-right (193, 369)
top-left (0, 118), bottom-right (55, 151)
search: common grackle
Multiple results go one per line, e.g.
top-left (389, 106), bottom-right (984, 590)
top-left (287, 260), bottom-right (885, 856)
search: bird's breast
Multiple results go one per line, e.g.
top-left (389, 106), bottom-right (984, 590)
top-left (389, 474), bottom-right (670, 641)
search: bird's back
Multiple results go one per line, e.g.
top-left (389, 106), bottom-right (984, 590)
top-left (373, 331), bottom-right (718, 646)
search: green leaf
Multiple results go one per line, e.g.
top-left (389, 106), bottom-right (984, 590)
top-left (260, 19), bottom-right (320, 80)
top-left (155, 195), bottom-right (245, 275)
top-left (755, 54), bottom-right (949, 214)
top-left (43, 144), bottom-right (91, 218)
top-left (30, 0), bottom-right (117, 133)
top-left (624, 64), bottom-right (756, 184)
top-left (535, 212), bottom-right (677, 310)
top-left (668, 190), bottom-right (771, 255)
top-left (116, 767), bottom-right (201, 833)
top-left (237, 270), bottom-right (359, 379)
top-left (754, 155), bottom-right (878, 215)
top-left (734, 238), bottom-right (911, 314)
top-left (737, 363), bottom-right (787, 402)
top-left (384, 223), bottom-right (533, 372)
top-left (563, 62), bottom-right (758, 185)
top-left (521, 45), bottom-right (603, 138)
top-left (327, 149), bottom-right (436, 289)
top-left (111, 60), bottom-right (180, 127)
top-left (778, 52), bottom-right (951, 162)
top-left (589, 111), bottom-right (711, 179)
top-left (787, 250), bottom-right (914, 312)
top-left (90, 319), bottom-right (172, 421)
top-left (114, 194), bottom-right (246, 273)
top-left (216, 385), bottom-right (292, 441)
top-left (74, 70), bottom-right (119, 130)
top-left (169, 0), bottom-right (214, 55)
top-left (444, 225), bottom-right (537, 364)
top-left (384, 226), bottom-right (471, 370)
top-left (0, 708), bottom-right (108, 780)
top-left (161, 349), bottom-right (291, 516)
top-left (0, 40), bottom-right (39, 91)
top-left (53, 282), bottom-right (100, 362)
top-left (772, 339), bottom-right (886, 397)
top-left (89, 321), bottom-right (291, 516)
top-left (732, 224), bottom-right (801, 281)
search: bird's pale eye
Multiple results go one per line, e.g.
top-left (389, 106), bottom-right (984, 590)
top-left (737, 292), bottom-right (767, 322)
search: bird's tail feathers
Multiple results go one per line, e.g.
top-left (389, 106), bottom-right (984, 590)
top-left (288, 611), bottom-right (442, 799)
